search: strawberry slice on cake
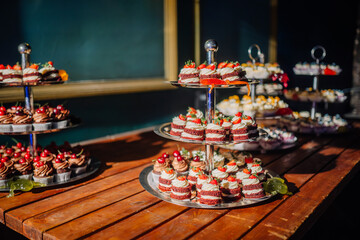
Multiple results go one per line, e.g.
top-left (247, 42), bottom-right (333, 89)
top-left (170, 114), bottom-right (186, 136)
top-left (170, 176), bottom-right (192, 201)
top-left (178, 61), bottom-right (200, 84)
top-left (199, 179), bottom-right (222, 205)
top-left (181, 118), bottom-right (205, 141)
top-left (242, 174), bottom-right (265, 199)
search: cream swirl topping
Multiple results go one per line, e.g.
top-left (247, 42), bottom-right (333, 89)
top-left (202, 182), bottom-right (220, 191)
top-left (12, 115), bottom-right (32, 124)
top-left (160, 169), bottom-right (177, 180)
top-left (172, 178), bottom-right (189, 188)
top-left (236, 171), bottom-right (251, 180)
top-left (179, 68), bottom-right (199, 75)
top-left (0, 114), bottom-right (12, 124)
top-left (212, 169), bottom-right (229, 179)
top-left (53, 160), bottom-right (70, 170)
top-left (242, 177), bottom-right (260, 185)
top-left (231, 122), bottom-right (247, 130)
top-left (14, 161), bottom-right (32, 173)
top-left (172, 158), bottom-right (188, 172)
top-left (200, 68), bottom-right (217, 75)
top-left (184, 121), bottom-right (205, 130)
top-left (69, 155), bottom-right (86, 167)
top-left (226, 164), bottom-right (239, 173)
top-left (172, 116), bottom-right (186, 126)
top-left (220, 179), bottom-right (239, 189)
top-left (250, 165), bottom-right (263, 173)
top-left (34, 163), bottom-right (54, 177)
top-left (206, 123), bottom-right (224, 130)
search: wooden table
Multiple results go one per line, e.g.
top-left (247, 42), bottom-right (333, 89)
top-left (1, 123), bottom-right (360, 240)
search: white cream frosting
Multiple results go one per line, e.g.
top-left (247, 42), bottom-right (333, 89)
top-left (171, 128), bottom-right (183, 133)
top-left (184, 121), bottom-right (205, 131)
top-left (231, 122), bottom-right (247, 130)
top-left (220, 179), bottom-right (239, 189)
top-left (171, 190), bottom-right (190, 196)
top-left (172, 178), bottom-right (189, 188)
top-left (222, 121), bottom-right (232, 128)
top-left (212, 169), bottom-right (229, 179)
top-left (236, 171), bottom-right (250, 180)
top-left (181, 132), bottom-right (203, 139)
top-left (200, 68), bottom-right (217, 75)
top-left (197, 176), bottom-right (210, 186)
top-left (206, 133), bottom-right (224, 139)
top-left (206, 123), bottom-right (223, 130)
top-left (172, 116), bottom-right (186, 126)
top-left (242, 177), bottom-right (260, 185)
top-left (250, 165), bottom-right (263, 173)
top-left (192, 150), bottom-right (205, 161)
top-left (225, 164), bottom-right (239, 173)
top-left (160, 170), bottom-right (177, 180)
top-left (202, 182), bottom-right (220, 191)
top-left (201, 195), bottom-right (221, 200)
top-left (179, 68), bottom-right (199, 75)
top-left (242, 189), bottom-right (263, 195)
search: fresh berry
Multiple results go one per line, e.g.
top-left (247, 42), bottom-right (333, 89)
top-left (14, 152), bottom-right (21, 158)
top-left (227, 176), bottom-right (236, 182)
top-left (249, 175), bottom-right (257, 179)
top-left (218, 166), bottom-right (226, 172)
top-left (19, 158), bottom-right (26, 164)
top-left (162, 153), bottom-right (169, 159)
top-left (177, 176), bottom-right (186, 181)
top-left (197, 63), bottom-right (206, 70)
top-left (179, 114), bottom-right (186, 121)
top-left (173, 150), bottom-right (180, 157)
top-left (226, 62), bottom-right (235, 68)
top-left (5, 148), bottom-right (13, 154)
top-left (43, 149), bottom-right (50, 155)
top-left (0, 64), bottom-right (5, 69)
top-left (57, 105), bottom-right (64, 111)
top-left (6, 65), bottom-right (12, 69)
top-left (183, 60), bottom-right (195, 68)
top-left (206, 64), bottom-right (216, 70)
top-left (193, 156), bottom-right (200, 162)
top-left (198, 174), bottom-right (208, 180)
top-left (1, 157), bottom-right (9, 163)
top-left (0, 106), bottom-right (5, 112)
top-left (210, 179), bottom-right (218, 185)
top-left (192, 119), bottom-right (201, 124)
top-left (242, 115), bottom-right (252, 120)
top-left (0, 145), bottom-right (6, 149)
top-left (55, 158), bottom-right (62, 163)
top-left (243, 168), bottom-right (251, 174)
top-left (0, 110), bottom-right (5, 116)
top-left (235, 112), bottom-right (242, 117)
top-left (20, 146), bottom-right (26, 152)
top-left (36, 161), bottom-right (44, 167)
top-left (165, 168), bottom-right (174, 174)
top-left (29, 64), bottom-right (39, 70)
top-left (48, 61), bottom-right (54, 66)
top-left (13, 64), bottom-right (22, 70)
top-left (193, 167), bottom-right (201, 172)
top-left (57, 153), bottom-right (64, 159)
top-left (24, 153), bottom-right (31, 160)
top-left (157, 157), bottom-right (165, 164)
top-left (217, 62), bottom-right (228, 69)
top-left (176, 155), bottom-right (184, 161)
top-left (40, 152), bottom-right (48, 158)
top-left (227, 161), bottom-right (236, 166)
top-left (33, 156), bottom-right (40, 162)
top-left (252, 164), bottom-right (260, 167)
top-left (16, 142), bottom-right (22, 148)
top-left (71, 154), bottom-right (77, 159)
top-left (16, 106), bottom-right (23, 110)
top-left (245, 157), bottom-right (253, 164)
top-left (232, 118), bottom-right (242, 125)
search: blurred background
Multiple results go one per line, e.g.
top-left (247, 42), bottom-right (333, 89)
top-left (0, 0), bottom-right (358, 146)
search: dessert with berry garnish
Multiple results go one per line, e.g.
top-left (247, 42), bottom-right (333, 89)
top-left (0, 64), bottom-right (6, 81)
top-left (230, 117), bottom-right (248, 141)
top-left (179, 148), bottom-right (191, 162)
top-left (0, 106), bottom-right (13, 132)
top-left (211, 166), bottom-right (229, 181)
top-left (33, 106), bottom-right (52, 131)
top-left (199, 63), bottom-right (220, 81)
top-left (68, 152), bottom-right (88, 175)
top-left (11, 151), bottom-right (23, 164)
top-left (39, 61), bottom-right (61, 82)
top-left (189, 155), bottom-right (206, 171)
top-left (152, 155), bottom-right (170, 183)
top-left (1, 64), bottom-right (22, 83)
top-left (11, 108), bottom-right (32, 132)
top-left (1, 156), bottom-right (14, 173)
top-left (250, 164), bottom-right (266, 181)
top-left (2, 147), bottom-right (15, 158)
top-left (172, 155), bottom-right (189, 176)
top-left (170, 114), bottom-right (186, 136)
top-left (220, 176), bottom-right (242, 201)
top-left (33, 161), bottom-right (54, 185)
top-left (181, 118), bottom-right (205, 141)
top-left (205, 120), bottom-right (226, 142)
top-left (225, 160), bottom-right (239, 175)
top-left (0, 161), bottom-right (13, 186)
top-left (178, 61), bottom-right (200, 84)
top-left (14, 157), bottom-right (33, 180)
top-left (236, 168), bottom-right (251, 184)
top-left (196, 173), bottom-right (210, 195)
top-left (170, 176), bottom-right (192, 201)
top-left (187, 166), bottom-right (203, 186)
top-left (53, 155), bottom-right (71, 182)
top-left (39, 149), bottom-right (56, 163)
top-left (23, 63), bottom-right (42, 83)
top-left (221, 117), bottom-right (232, 137)
top-left (218, 62), bottom-right (241, 82)
top-left (158, 168), bottom-right (177, 192)
top-left (186, 107), bottom-right (204, 121)
top-left (52, 104), bottom-right (70, 128)
top-left (199, 179), bottom-right (222, 205)
top-left (242, 115), bottom-right (258, 137)
top-left (242, 174), bottom-right (265, 199)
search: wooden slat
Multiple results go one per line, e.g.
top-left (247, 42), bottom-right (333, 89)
top-left (22, 179), bottom-right (144, 240)
top-left (43, 191), bottom-right (160, 240)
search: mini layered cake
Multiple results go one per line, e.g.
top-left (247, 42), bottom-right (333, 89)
top-left (186, 107), bottom-right (204, 121)
top-left (196, 173), bottom-right (210, 195)
top-left (178, 61), bottom-right (200, 84)
top-left (242, 175), bottom-right (265, 199)
top-left (250, 163), bottom-right (266, 180)
top-left (170, 176), bottom-right (191, 201)
top-left (187, 167), bottom-right (203, 186)
top-left (158, 168), bottom-right (177, 192)
top-left (39, 61), bottom-right (61, 82)
top-left (23, 64), bottom-right (42, 83)
top-left (205, 121), bottom-right (226, 142)
top-left (170, 114), bottom-right (186, 136)
top-left (221, 118), bottom-right (232, 137)
top-left (235, 168), bottom-right (251, 183)
top-left (211, 166), bottom-right (229, 181)
top-left (2, 65), bottom-right (22, 83)
top-left (199, 179), bottom-right (222, 205)
top-left (0, 64), bottom-right (5, 81)
top-left (242, 115), bottom-right (259, 138)
top-left (218, 62), bottom-right (241, 82)
top-left (220, 176), bottom-right (241, 201)
top-left (33, 106), bottom-right (52, 131)
top-left (230, 118), bottom-right (248, 141)
top-left (225, 160), bottom-right (239, 175)
top-left (181, 119), bottom-right (205, 141)
top-left (199, 63), bottom-right (220, 80)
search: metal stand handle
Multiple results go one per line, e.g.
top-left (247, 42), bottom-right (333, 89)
top-left (247, 44), bottom-right (264, 112)
top-left (310, 45), bottom-right (326, 119)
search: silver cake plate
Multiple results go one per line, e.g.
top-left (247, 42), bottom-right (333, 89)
top-left (154, 122), bottom-right (266, 145)
top-left (219, 138), bottom-right (297, 152)
top-left (168, 79), bottom-right (259, 89)
top-left (139, 165), bottom-right (278, 209)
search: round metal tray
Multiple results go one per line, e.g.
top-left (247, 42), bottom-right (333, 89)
top-left (168, 80), bottom-right (259, 89)
top-left (154, 122), bottom-right (266, 145)
top-left (139, 165), bottom-right (278, 209)
top-left (0, 116), bottom-right (81, 135)
top-left (219, 139), bottom-right (297, 152)
top-left (0, 158), bottom-right (101, 191)
top-left (0, 80), bottom-right (65, 87)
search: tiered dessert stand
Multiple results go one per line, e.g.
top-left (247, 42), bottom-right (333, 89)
top-left (0, 43), bottom-right (100, 189)
top-left (140, 40), bottom-right (277, 209)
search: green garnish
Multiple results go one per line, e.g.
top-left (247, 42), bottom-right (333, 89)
top-left (2, 179), bottom-right (46, 198)
top-left (263, 177), bottom-right (293, 196)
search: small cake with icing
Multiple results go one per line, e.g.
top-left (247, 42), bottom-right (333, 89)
top-left (218, 62), bottom-right (241, 82)
top-left (235, 168), bottom-right (251, 183)
top-left (186, 107), bottom-right (204, 121)
top-left (181, 118), bottom-right (205, 141)
top-left (178, 61), bottom-right (200, 84)
top-left (39, 61), bottom-right (61, 82)
top-left (242, 174), bottom-right (265, 199)
top-left (205, 120), bottom-right (226, 142)
top-left (189, 154), bottom-right (206, 171)
top-left (33, 106), bottom-right (52, 131)
top-left (170, 114), bottom-right (186, 136)
top-left (230, 117), bottom-right (248, 141)
top-left (196, 173), bottom-right (210, 195)
top-left (153, 156), bottom-right (170, 176)
top-left (23, 63), bottom-right (42, 83)
top-left (220, 176), bottom-right (241, 201)
top-left (0, 107), bottom-right (13, 132)
top-left (187, 166), bottom-right (203, 186)
top-left (0, 64), bottom-right (6, 81)
top-left (225, 160), bottom-right (239, 175)
top-left (172, 155), bottom-right (189, 176)
top-left (0, 161), bottom-right (13, 186)
top-left (33, 161), bottom-right (54, 185)
top-left (52, 104), bottom-right (70, 129)
top-left (13, 157), bottom-right (33, 180)
top-left (170, 176), bottom-right (192, 201)
top-left (199, 63), bottom-right (220, 80)
top-left (68, 152), bottom-right (88, 175)
top-left (2, 64), bottom-right (22, 83)
top-left (52, 156), bottom-right (72, 182)
top-left (158, 168), bottom-right (177, 192)
top-left (199, 179), bottom-right (222, 205)
top-left (11, 108), bottom-right (32, 132)
top-left (211, 166), bottom-right (229, 181)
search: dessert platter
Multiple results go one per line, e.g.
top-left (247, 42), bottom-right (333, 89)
top-left (0, 43), bottom-right (99, 193)
top-left (141, 40), bottom-right (286, 208)
top-left (293, 62), bottom-right (342, 76)
top-left (284, 88), bottom-right (347, 103)
top-left (238, 83), bottom-right (283, 96)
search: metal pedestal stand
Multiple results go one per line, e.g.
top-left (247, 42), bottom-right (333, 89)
top-left (310, 46), bottom-right (326, 120)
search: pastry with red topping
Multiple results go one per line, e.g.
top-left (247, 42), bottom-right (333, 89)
top-left (33, 161), bottom-right (54, 185)
top-left (170, 114), bottom-right (186, 136)
top-left (0, 161), bottom-right (13, 186)
top-left (53, 155), bottom-right (71, 182)
top-left (211, 166), bottom-right (229, 181)
top-left (199, 179), bottom-right (222, 205)
top-left (178, 61), bottom-right (200, 84)
top-left (225, 160), bottom-right (239, 175)
top-left (189, 155), bottom-right (206, 171)
top-left (68, 151), bottom-right (88, 175)
top-left (152, 155), bottom-right (170, 183)
top-left (1, 64), bottom-right (22, 83)
top-left (199, 63), bottom-right (220, 80)
top-left (220, 176), bottom-right (242, 201)
top-left (218, 62), bottom-right (241, 82)
top-left (230, 116), bottom-right (248, 141)
top-left (172, 155), bottom-right (189, 176)
top-left (187, 166), bottom-right (203, 186)
top-left (196, 173), bottom-right (210, 195)
top-left (186, 107), bottom-right (204, 121)
top-left (23, 63), bottom-right (42, 83)
top-left (39, 61), bottom-right (61, 82)
top-left (0, 106), bottom-right (13, 132)
top-left (33, 106), bottom-right (52, 131)
top-left (170, 176), bottom-right (192, 201)
top-left (11, 108), bottom-right (32, 132)
top-left (242, 174), bottom-right (265, 199)
top-left (236, 168), bottom-right (251, 184)
top-left (158, 168), bottom-right (177, 192)
top-left (242, 115), bottom-right (259, 138)
top-left (205, 120), bottom-right (226, 142)
top-left (0, 64), bottom-right (6, 81)
top-left (52, 104), bottom-right (70, 128)
top-left (181, 118), bottom-right (205, 141)
top-left (14, 157), bottom-right (33, 180)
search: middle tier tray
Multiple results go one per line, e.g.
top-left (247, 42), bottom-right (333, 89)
top-left (154, 122), bottom-right (266, 145)
top-left (169, 80), bottom-right (259, 89)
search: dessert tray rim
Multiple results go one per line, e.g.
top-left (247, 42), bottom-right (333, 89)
top-left (168, 80), bottom-right (259, 89)
top-left (0, 80), bottom-right (66, 87)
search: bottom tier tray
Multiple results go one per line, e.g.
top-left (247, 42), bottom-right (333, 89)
top-left (0, 158), bottom-right (101, 191)
top-left (219, 141), bottom-right (297, 152)
top-left (140, 165), bottom-right (278, 209)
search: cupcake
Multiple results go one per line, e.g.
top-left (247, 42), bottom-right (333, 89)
top-left (0, 162), bottom-right (13, 186)
top-left (189, 155), bottom-right (206, 171)
top-left (170, 114), bottom-right (186, 136)
top-left (211, 166), bottom-right (229, 181)
top-left (218, 62), bottom-right (240, 82)
top-left (33, 161), bottom-right (54, 185)
top-left (10, 151), bottom-right (23, 163)
top-left (199, 63), bottom-right (220, 80)
top-left (179, 148), bottom-right (191, 163)
top-left (39, 150), bottom-right (56, 164)
top-left (242, 175), bottom-right (265, 199)
top-left (199, 179), bottom-right (222, 205)
top-left (68, 152), bottom-right (88, 175)
top-left (172, 155), bottom-right (189, 176)
top-left (1, 64), bottom-right (22, 83)
top-left (52, 157), bottom-right (72, 182)
top-left (1, 156), bottom-right (14, 173)
top-left (0, 107), bottom-right (13, 132)
top-left (170, 176), bottom-right (192, 201)
top-left (152, 156), bottom-right (170, 183)
top-left (196, 173), bottom-right (210, 195)
top-left (225, 161), bottom-right (239, 175)
top-left (158, 168), bottom-right (177, 192)
top-left (181, 119), bottom-right (205, 141)
top-left (11, 109), bottom-right (32, 132)
top-left (235, 168), bottom-right (251, 184)
top-left (23, 64), bottom-right (42, 83)
top-left (205, 121), bottom-right (226, 142)
top-left (33, 106), bottom-right (52, 131)
top-left (39, 61), bottom-right (61, 82)
top-left (187, 167), bottom-right (203, 186)
top-left (52, 105), bottom-right (70, 129)
top-left (220, 176), bottom-right (242, 201)
top-left (13, 158), bottom-right (33, 180)
top-left (178, 61), bottom-right (200, 84)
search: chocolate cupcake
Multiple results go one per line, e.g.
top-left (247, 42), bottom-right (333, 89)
top-left (33, 107), bottom-right (52, 131)
top-left (12, 109), bottom-right (32, 132)
top-left (52, 158), bottom-right (71, 182)
top-left (0, 162), bottom-right (13, 186)
top-left (68, 153), bottom-right (88, 175)
top-left (0, 109), bottom-right (13, 132)
top-left (52, 105), bottom-right (70, 129)
top-left (33, 161), bottom-right (54, 185)
top-left (14, 158), bottom-right (33, 180)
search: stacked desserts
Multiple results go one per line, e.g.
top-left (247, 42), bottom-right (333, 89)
top-left (153, 148), bottom-right (268, 205)
top-left (0, 141), bottom-right (91, 186)
top-left (293, 62), bottom-right (341, 75)
top-left (169, 107), bottom-right (259, 143)
top-left (0, 103), bottom-right (71, 133)
top-left (284, 88), bottom-right (347, 103)
top-left (240, 61), bottom-right (283, 79)
top-left (239, 83), bottom-right (283, 96)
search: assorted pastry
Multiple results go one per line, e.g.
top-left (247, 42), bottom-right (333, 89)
top-left (0, 103), bottom-right (71, 133)
top-left (0, 61), bottom-right (68, 84)
top-left (279, 112), bottom-right (350, 134)
top-left (293, 62), bottom-right (341, 75)
top-left (239, 83), bottom-right (283, 96)
top-left (169, 107), bottom-right (259, 143)
top-left (217, 95), bottom-right (292, 118)
top-left (0, 141), bottom-right (91, 186)
top-left (240, 61), bottom-right (283, 79)
top-left (153, 148), bottom-right (268, 205)
top-left (284, 88), bottom-right (347, 103)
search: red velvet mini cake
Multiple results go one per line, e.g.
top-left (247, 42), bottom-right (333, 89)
top-left (170, 176), bottom-right (192, 201)
top-left (181, 119), bottom-right (205, 141)
top-left (242, 175), bottom-right (265, 199)
top-left (199, 179), bottom-right (222, 205)
top-left (158, 168), bottom-right (177, 192)
top-left (178, 61), bottom-right (200, 84)
top-left (220, 176), bottom-right (242, 201)
top-left (170, 114), bottom-right (186, 136)
top-left (205, 121), bottom-right (226, 142)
